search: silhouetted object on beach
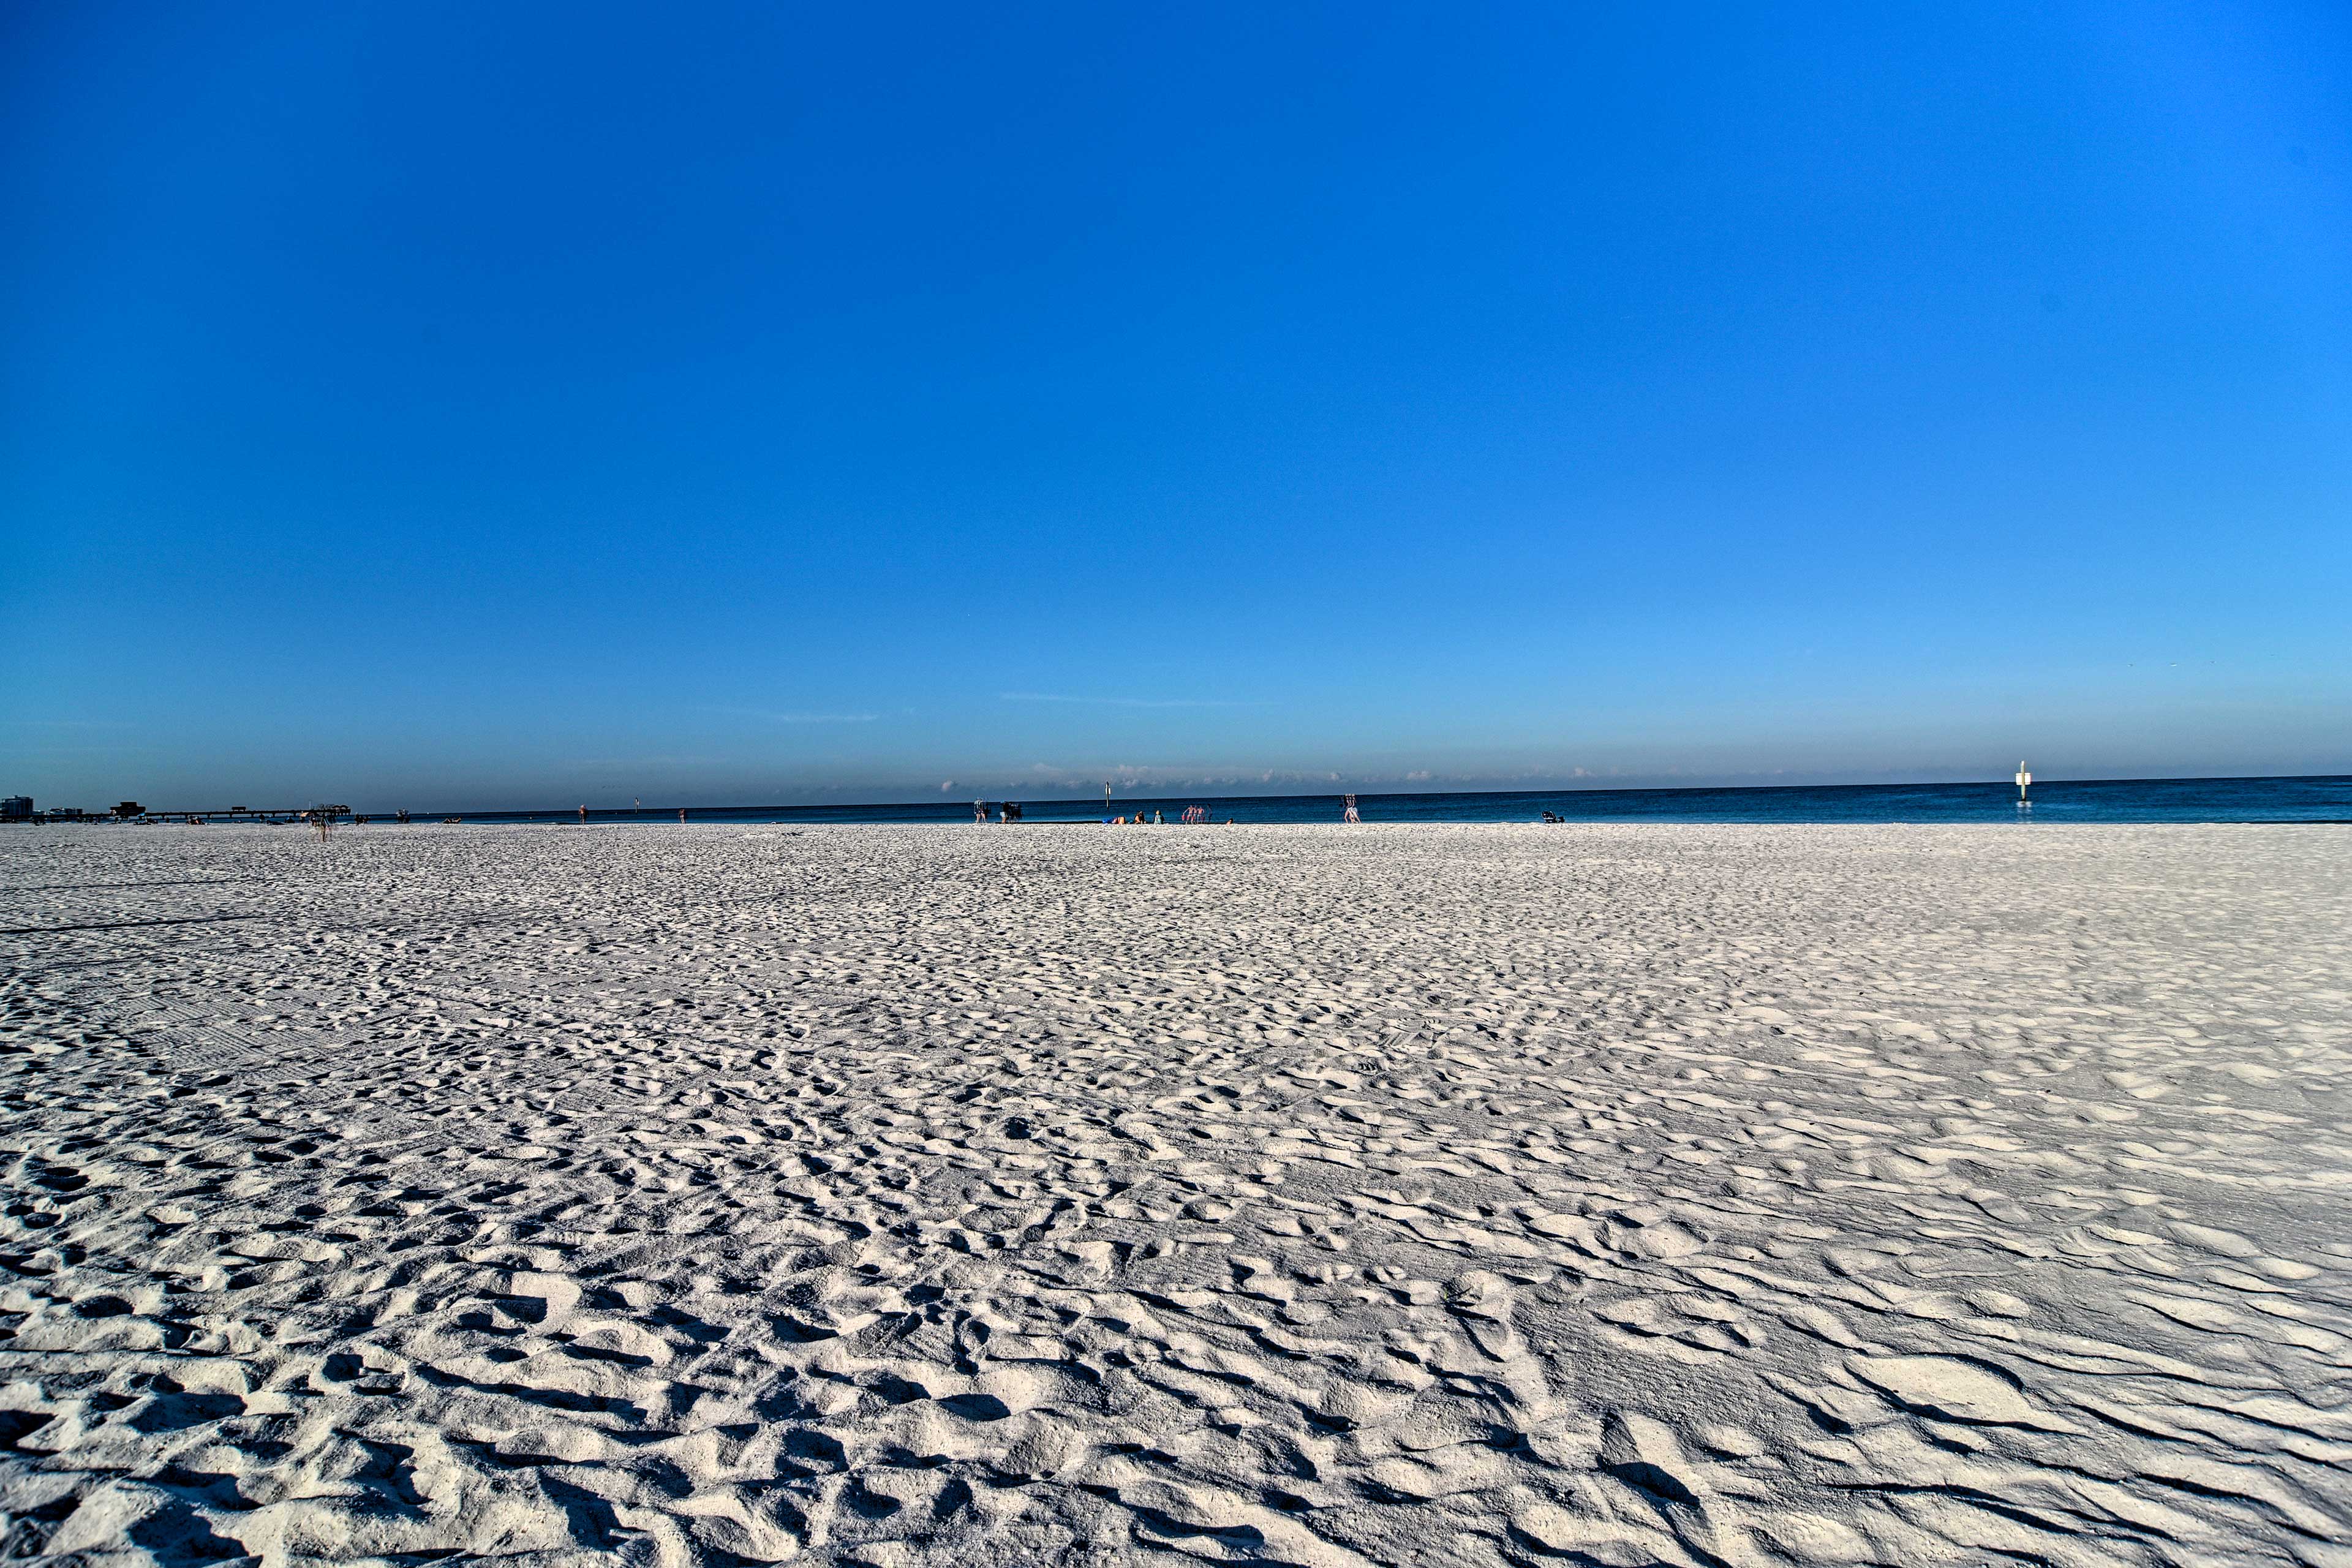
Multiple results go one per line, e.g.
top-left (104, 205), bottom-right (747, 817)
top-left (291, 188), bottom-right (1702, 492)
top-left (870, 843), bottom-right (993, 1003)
top-left (113, 802), bottom-right (143, 820)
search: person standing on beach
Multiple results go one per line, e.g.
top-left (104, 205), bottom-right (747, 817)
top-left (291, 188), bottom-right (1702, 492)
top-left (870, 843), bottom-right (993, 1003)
top-left (578, 804), bottom-right (587, 826)
top-left (1343, 794), bottom-right (1360, 824)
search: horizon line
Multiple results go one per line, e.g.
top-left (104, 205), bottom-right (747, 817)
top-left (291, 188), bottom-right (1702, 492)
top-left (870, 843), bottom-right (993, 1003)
top-left (86, 769), bottom-right (2352, 819)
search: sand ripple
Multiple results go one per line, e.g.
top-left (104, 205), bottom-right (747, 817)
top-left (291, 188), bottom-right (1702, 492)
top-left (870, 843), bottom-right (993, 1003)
top-left (1, 821), bottom-right (2347, 1566)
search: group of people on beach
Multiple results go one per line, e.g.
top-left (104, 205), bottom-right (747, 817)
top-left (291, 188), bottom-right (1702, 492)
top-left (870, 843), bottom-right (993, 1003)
top-left (1107, 806), bottom-right (1235, 825)
top-left (967, 797), bottom-right (1366, 826)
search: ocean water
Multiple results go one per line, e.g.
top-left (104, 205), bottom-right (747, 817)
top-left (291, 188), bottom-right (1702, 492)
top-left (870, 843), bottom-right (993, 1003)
top-left (432, 775), bottom-right (2352, 827)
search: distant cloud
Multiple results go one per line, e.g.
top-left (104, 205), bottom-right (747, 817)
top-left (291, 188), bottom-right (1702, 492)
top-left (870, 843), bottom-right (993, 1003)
top-left (998, 692), bottom-right (1262, 710)
top-left (564, 755), bottom-right (726, 769)
top-left (981, 761), bottom-right (1379, 795)
top-left (705, 705), bottom-right (877, 724)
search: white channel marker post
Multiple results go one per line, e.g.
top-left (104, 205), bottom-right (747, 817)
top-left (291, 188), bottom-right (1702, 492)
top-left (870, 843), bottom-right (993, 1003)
top-left (2015, 761), bottom-right (2031, 807)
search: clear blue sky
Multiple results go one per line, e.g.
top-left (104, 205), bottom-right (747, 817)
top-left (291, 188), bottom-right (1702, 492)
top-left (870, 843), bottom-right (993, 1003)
top-left (4, 2), bottom-right (2347, 809)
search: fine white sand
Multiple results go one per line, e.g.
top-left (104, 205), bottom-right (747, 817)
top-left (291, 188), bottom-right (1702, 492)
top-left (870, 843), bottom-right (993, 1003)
top-left (2, 821), bottom-right (2348, 1567)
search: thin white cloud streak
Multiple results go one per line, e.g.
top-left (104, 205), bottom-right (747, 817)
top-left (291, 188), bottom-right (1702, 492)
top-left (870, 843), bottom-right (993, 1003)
top-left (997, 692), bottom-right (1264, 710)
top-left (704, 706), bottom-right (878, 724)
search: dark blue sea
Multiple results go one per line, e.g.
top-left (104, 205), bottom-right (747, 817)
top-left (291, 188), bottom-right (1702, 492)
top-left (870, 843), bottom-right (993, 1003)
top-left (434, 775), bottom-right (2351, 827)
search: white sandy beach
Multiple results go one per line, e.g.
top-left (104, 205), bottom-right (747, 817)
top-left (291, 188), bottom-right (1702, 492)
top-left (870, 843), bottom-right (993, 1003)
top-left (1, 821), bottom-right (2347, 1567)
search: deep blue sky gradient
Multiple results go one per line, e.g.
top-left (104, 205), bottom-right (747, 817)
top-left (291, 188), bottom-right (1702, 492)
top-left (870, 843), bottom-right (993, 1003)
top-left (4, 2), bottom-right (2348, 809)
